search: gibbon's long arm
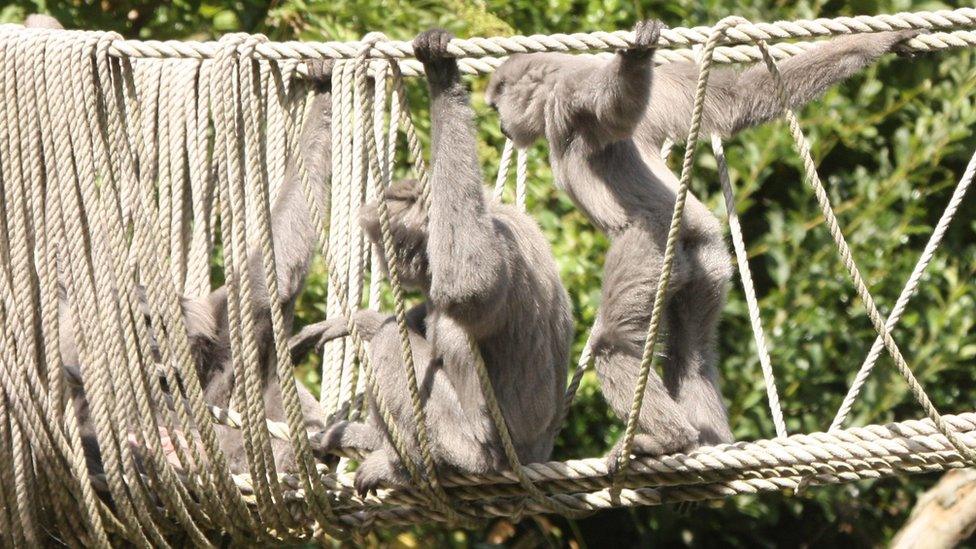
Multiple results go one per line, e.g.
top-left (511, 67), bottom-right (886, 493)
top-left (418, 31), bottom-right (511, 327)
top-left (644, 30), bottom-right (921, 146)
top-left (559, 21), bottom-right (664, 149)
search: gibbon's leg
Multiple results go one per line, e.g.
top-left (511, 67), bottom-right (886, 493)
top-left (663, 237), bottom-right (734, 446)
top-left (591, 226), bottom-right (699, 456)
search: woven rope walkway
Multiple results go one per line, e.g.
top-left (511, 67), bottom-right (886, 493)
top-left (0, 8), bottom-right (974, 545)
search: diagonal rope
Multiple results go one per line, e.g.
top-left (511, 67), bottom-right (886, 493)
top-left (711, 135), bottom-right (787, 439)
top-left (829, 144), bottom-right (976, 431)
top-left (751, 40), bottom-right (976, 462)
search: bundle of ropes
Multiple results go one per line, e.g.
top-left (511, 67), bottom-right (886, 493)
top-left (0, 8), bottom-right (974, 545)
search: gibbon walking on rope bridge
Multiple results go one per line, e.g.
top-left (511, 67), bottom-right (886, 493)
top-left (485, 20), bottom-right (922, 460)
top-left (291, 29), bottom-right (574, 495)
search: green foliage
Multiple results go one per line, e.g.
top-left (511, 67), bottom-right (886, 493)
top-left (11, 0), bottom-right (976, 545)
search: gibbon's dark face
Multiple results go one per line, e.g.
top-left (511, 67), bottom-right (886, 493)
top-left (359, 178), bottom-right (431, 289)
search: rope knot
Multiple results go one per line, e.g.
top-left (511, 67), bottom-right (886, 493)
top-left (357, 32), bottom-right (389, 59)
top-left (215, 32), bottom-right (267, 60)
top-left (712, 15), bottom-right (753, 44)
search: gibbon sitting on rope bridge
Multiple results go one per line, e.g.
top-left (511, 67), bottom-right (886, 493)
top-left (485, 20), bottom-right (922, 460)
top-left (290, 29), bottom-right (573, 495)
top-left (51, 17), bottom-right (337, 474)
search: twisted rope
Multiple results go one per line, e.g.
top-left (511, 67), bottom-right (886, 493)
top-left (71, 9), bottom-right (976, 60)
top-left (149, 412), bottom-right (976, 530)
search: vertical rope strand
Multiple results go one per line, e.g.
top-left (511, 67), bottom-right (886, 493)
top-left (515, 146), bottom-right (528, 210)
top-left (493, 138), bottom-right (515, 199)
top-left (613, 18), bottom-right (746, 480)
top-left (711, 135), bottom-right (787, 439)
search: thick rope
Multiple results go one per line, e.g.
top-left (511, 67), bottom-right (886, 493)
top-left (53, 8), bottom-right (972, 62)
top-left (190, 412), bottom-right (976, 529)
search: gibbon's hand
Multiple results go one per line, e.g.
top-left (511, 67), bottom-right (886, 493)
top-left (886, 29), bottom-right (924, 58)
top-left (413, 28), bottom-right (455, 65)
top-left (625, 19), bottom-right (666, 58)
top-left (305, 58), bottom-right (335, 88)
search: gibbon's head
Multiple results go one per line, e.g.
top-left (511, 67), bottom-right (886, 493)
top-left (485, 53), bottom-right (567, 147)
top-left (24, 14), bottom-right (63, 29)
top-left (359, 178), bottom-right (431, 290)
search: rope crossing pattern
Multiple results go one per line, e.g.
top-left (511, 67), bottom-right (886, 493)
top-left (0, 7), bottom-right (973, 544)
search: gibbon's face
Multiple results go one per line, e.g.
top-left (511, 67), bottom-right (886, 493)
top-left (359, 179), bottom-right (431, 290)
top-left (485, 54), bottom-right (560, 148)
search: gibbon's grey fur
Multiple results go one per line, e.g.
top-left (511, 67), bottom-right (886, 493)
top-left (23, 14), bottom-right (63, 29)
top-left (52, 36), bottom-right (336, 474)
top-left (485, 21), bottom-right (920, 456)
top-left (294, 28), bottom-right (574, 496)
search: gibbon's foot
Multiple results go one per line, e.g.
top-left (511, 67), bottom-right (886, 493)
top-left (353, 451), bottom-right (403, 497)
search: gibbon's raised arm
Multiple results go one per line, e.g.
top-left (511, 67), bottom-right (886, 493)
top-left (415, 30), bottom-right (510, 326)
top-left (247, 61), bottom-right (334, 312)
top-left (559, 20), bottom-right (664, 149)
top-left (644, 30), bottom-right (921, 147)
top-left (192, 61), bottom-right (334, 341)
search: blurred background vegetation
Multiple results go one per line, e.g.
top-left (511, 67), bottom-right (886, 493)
top-left (3, 0), bottom-right (974, 546)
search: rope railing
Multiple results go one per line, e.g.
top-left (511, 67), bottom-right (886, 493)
top-left (0, 7), bottom-right (974, 544)
top-left (67, 8), bottom-right (976, 59)
top-left (1, 9), bottom-right (974, 73)
top-left (96, 411), bottom-right (976, 530)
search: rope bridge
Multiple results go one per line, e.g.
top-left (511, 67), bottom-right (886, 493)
top-left (0, 7), bottom-right (973, 544)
